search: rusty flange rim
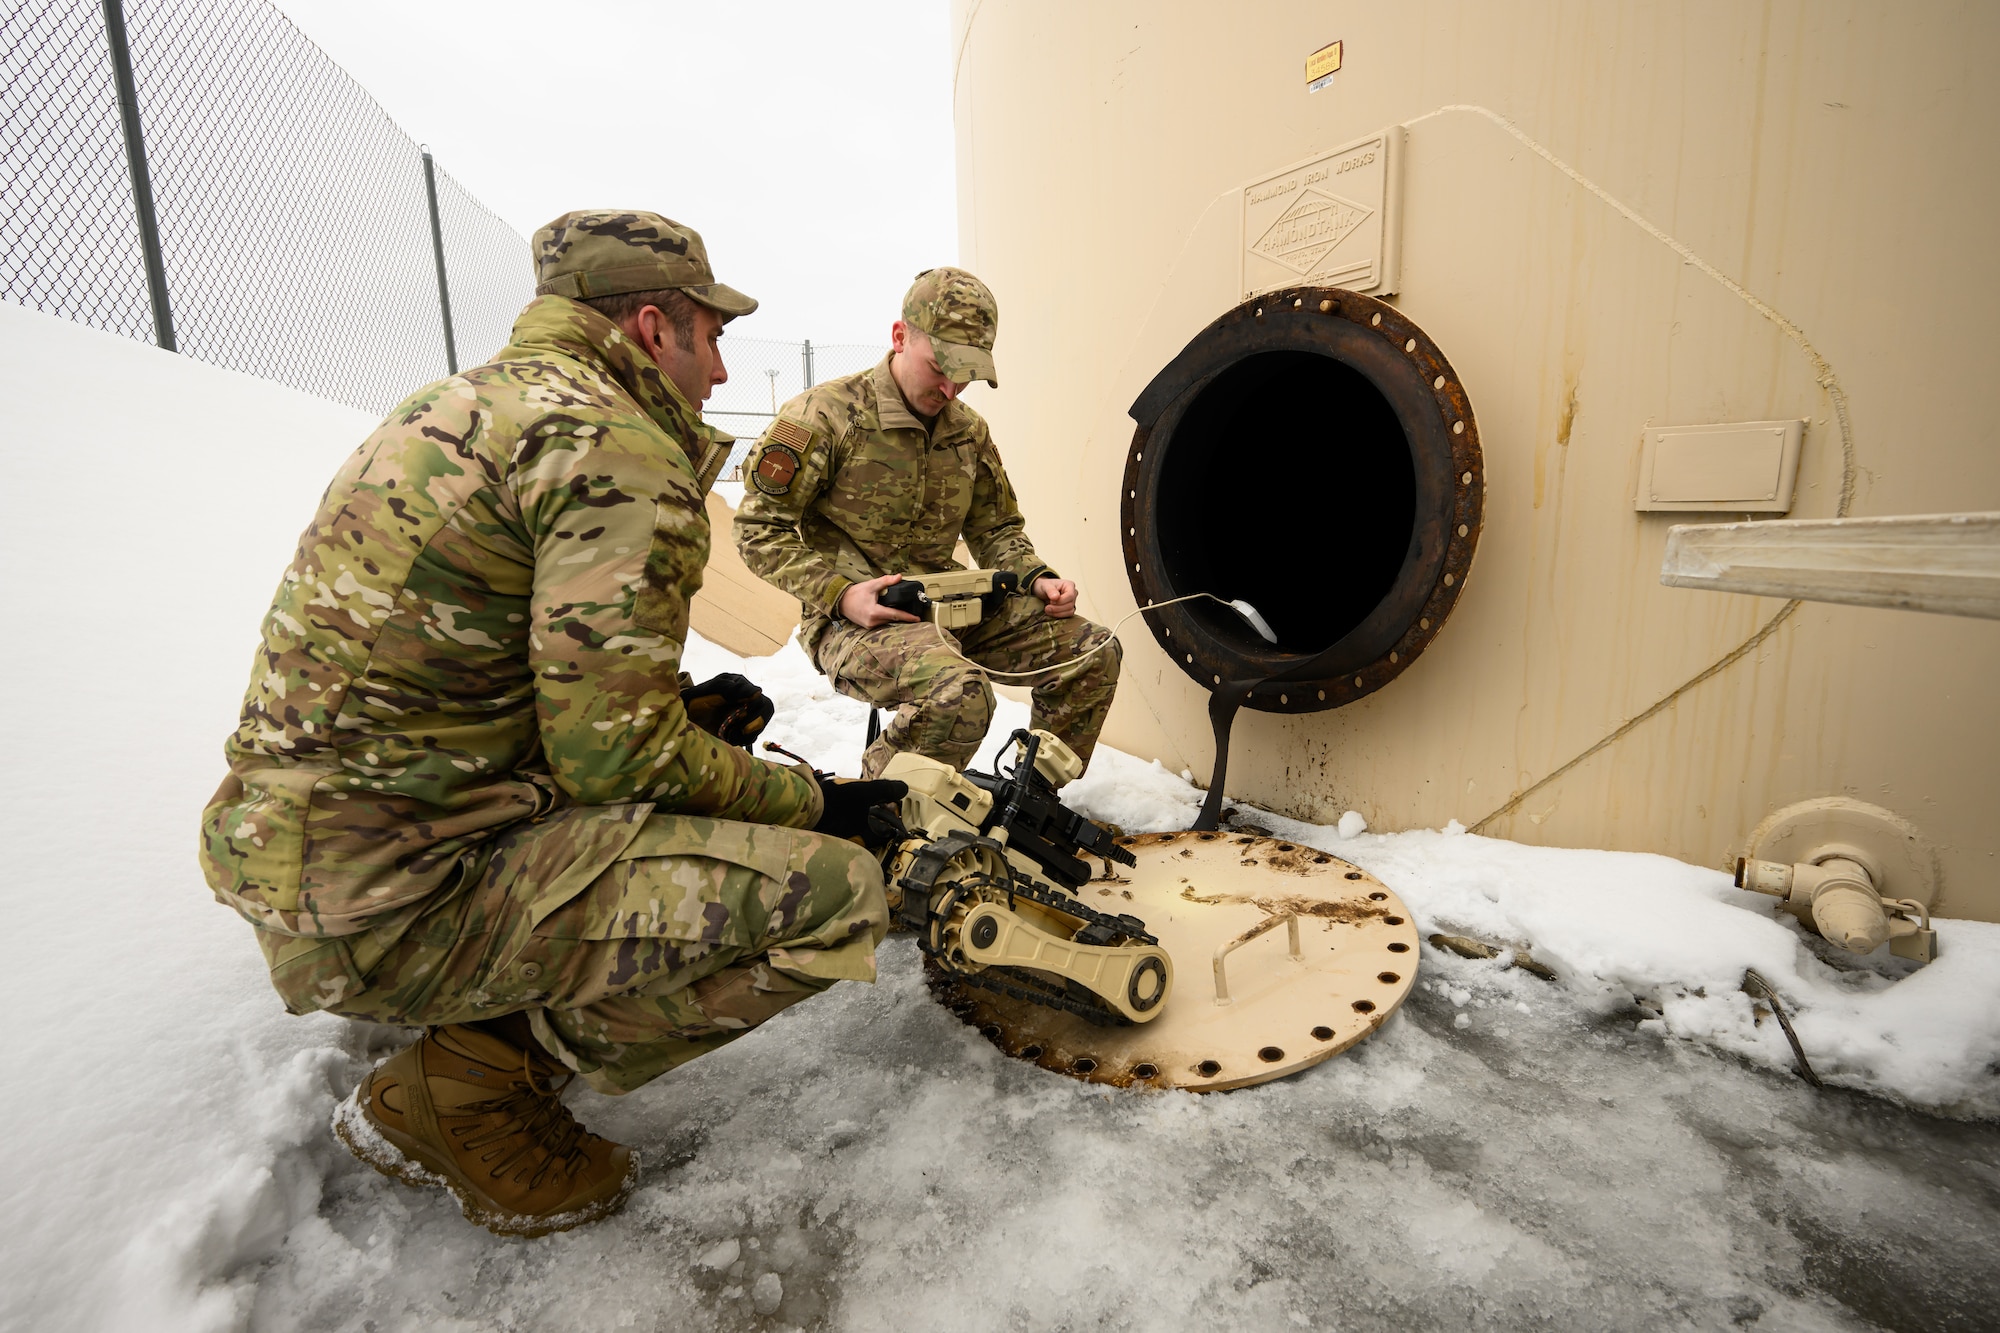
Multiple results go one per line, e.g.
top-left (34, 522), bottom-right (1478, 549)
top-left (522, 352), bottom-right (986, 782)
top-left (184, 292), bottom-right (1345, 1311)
top-left (1120, 286), bottom-right (1483, 714)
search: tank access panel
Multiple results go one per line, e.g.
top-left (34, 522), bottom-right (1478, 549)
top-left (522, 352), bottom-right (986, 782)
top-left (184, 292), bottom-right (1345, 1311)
top-left (936, 831), bottom-right (1420, 1091)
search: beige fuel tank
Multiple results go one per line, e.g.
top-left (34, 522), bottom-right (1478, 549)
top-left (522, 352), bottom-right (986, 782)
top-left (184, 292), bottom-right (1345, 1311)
top-left (948, 2), bottom-right (2000, 921)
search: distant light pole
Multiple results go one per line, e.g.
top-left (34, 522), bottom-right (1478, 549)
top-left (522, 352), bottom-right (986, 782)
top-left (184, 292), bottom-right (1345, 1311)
top-left (766, 367), bottom-right (779, 414)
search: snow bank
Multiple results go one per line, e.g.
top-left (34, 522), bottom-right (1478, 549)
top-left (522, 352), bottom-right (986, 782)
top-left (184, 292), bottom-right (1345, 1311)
top-left (0, 302), bottom-right (378, 1329)
top-left (4, 302), bottom-right (1996, 1331)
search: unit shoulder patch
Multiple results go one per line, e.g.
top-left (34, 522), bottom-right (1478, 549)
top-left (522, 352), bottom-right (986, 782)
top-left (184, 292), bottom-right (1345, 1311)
top-left (752, 443), bottom-right (802, 495)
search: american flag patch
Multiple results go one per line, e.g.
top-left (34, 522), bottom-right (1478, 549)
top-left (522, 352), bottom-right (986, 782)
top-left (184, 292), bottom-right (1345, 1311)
top-left (769, 418), bottom-right (812, 450)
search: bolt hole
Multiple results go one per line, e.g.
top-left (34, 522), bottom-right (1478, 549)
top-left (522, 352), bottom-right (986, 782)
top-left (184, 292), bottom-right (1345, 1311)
top-left (1197, 1060), bottom-right (1222, 1077)
top-left (1311, 1026), bottom-right (1335, 1041)
top-left (1133, 1063), bottom-right (1159, 1079)
top-left (980, 1024), bottom-right (1002, 1038)
top-left (1021, 1045), bottom-right (1043, 1060)
top-left (1353, 999), bottom-right (1377, 1013)
top-left (1453, 421), bottom-right (1465, 435)
top-left (1389, 651), bottom-right (1399, 663)
top-left (1371, 312), bottom-right (1382, 326)
top-left (1385, 915), bottom-right (1405, 925)
top-left (1258, 1046), bottom-right (1285, 1063)
top-left (1313, 855), bottom-right (1331, 864)
top-left (1319, 299), bottom-right (1332, 312)
top-left (1354, 675), bottom-right (1364, 687)
top-left (1277, 843), bottom-right (1294, 851)
top-left (1317, 690), bottom-right (1326, 700)
top-left (1461, 470), bottom-right (1473, 484)
top-left (1387, 942), bottom-right (1410, 953)
top-left (1198, 832), bottom-right (1217, 841)
top-left (1280, 693), bottom-right (1288, 704)
top-left (1433, 375), bottom-right (1445, 390)
top-left (1346, 872), bottom-right (1365, 881)
top-left (1072, 1057), bottom-right (1098, 1074)
top-left (1378, 971), bottom-right (1400, 984)
top-left (1367, 890), bottom-right (1386, 899)
top-left (1458, 524), bottom-right (1469, 537)
top-left (1420, 618), bottom-right (1431, 630)
top-left (1293, 297), bottom-right (1302, 308)
top-left (1404, 338), bottom-right (1417, 353)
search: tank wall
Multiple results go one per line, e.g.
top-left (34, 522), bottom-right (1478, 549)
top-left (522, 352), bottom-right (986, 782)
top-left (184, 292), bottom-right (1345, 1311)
top-left (951, 0), bottom-right (2000, 919)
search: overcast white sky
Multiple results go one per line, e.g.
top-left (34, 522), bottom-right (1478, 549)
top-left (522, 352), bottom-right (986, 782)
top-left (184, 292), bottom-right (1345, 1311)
top-left (271, 0), bottom-right (957, 346)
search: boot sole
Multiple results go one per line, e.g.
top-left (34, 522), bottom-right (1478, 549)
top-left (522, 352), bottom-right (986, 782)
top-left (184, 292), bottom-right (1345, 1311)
top-left (331, 1086), bottom-right (637, 1239)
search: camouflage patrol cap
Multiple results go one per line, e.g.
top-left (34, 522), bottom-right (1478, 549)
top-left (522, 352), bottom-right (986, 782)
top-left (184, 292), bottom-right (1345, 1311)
top-left (902, 267), bottom-right (998, 387)
top-left (533, 210), bottom-right (756, 318)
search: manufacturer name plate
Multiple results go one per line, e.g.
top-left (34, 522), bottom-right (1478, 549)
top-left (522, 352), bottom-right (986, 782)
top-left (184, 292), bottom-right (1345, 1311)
top-left (1242, 127), bottom-right (1403, 299)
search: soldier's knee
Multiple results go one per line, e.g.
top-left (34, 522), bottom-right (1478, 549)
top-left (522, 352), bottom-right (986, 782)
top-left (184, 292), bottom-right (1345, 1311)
top-left (947, 675), bottom-right (995, 744)
top-left (917, 667), bottom-right (993, 743)
top-left (830, 836), bottom-right (888, 911)
top-left (1094, 629), bottom-right (1124, 682)
top-left (794, 833), bottom-right (889, 926)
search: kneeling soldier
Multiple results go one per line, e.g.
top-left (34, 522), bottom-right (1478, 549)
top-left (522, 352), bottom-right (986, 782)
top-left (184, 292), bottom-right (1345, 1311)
top-left (200, 212), bottom-right (901, 1236)
top-left (735, 268), bottom-right (1122, 780)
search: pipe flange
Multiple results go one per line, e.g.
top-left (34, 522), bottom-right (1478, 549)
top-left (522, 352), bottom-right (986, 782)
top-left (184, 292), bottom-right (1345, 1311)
top-left (1121, 286), bottom-right (1482, 714)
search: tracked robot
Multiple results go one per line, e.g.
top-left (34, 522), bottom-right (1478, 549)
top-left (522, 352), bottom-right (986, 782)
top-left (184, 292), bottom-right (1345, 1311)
top-left (873, 728), bottom-right (1173, 1026)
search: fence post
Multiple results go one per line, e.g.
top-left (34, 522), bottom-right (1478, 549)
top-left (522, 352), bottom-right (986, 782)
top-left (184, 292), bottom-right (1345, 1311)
top-left (101, 0), bottom-right (174, 352)
top-left (802, 338), bottom-right (815, 388)
top-left (420, 147), bottom-right (458, 373)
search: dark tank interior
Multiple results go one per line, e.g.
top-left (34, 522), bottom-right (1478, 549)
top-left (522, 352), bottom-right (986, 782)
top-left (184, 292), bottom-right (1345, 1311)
top-left (1153, 349), bottom-right (1417, 654)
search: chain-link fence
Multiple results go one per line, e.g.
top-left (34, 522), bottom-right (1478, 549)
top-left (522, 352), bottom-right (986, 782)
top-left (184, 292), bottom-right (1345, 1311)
top-left (707, 336), bottom-right (885, 471)
top-left (2, 0), bottom-right (530, 415)
top-left (6, 0), bottom-right (898, 430)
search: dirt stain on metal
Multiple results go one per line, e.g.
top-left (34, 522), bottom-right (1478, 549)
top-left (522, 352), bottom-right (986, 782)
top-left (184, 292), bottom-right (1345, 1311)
top-left (1180, 884), bottom-right (1388, 926)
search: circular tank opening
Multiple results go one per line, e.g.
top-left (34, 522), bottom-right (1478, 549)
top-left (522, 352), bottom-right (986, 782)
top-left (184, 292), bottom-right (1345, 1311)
top-left (1121, 286), bottom-right (1482, 714)
top-left (1156, 349), bottom-right (1416, 653)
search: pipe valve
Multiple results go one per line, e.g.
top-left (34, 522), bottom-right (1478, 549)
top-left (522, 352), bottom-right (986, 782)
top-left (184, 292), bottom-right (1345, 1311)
top-left (1735, 855), bottom-right (1937, 961)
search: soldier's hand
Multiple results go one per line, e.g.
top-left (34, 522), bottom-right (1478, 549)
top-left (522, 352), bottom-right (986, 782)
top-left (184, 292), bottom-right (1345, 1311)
top-left (839, 573), bottom-right (923, 628)
top-left (1032, 576), bottom-right (1079, 618)
top-left (682, 672), bottom-right (775, 748)
top-left (812, 777), bottom-right (910, 845)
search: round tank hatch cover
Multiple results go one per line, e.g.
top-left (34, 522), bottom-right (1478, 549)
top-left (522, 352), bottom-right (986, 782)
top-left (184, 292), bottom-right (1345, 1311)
top-left (933, 832), bottom-right (1421, 1092)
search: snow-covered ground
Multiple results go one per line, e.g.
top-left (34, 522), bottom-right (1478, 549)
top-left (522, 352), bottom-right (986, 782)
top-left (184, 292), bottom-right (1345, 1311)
top-left (3, 302), bottom-right (1997, 1331)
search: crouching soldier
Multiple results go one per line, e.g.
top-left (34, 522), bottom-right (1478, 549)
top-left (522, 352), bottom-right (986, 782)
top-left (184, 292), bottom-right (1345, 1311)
top-left (199, 212), bottom-right (903, 1237)
top-left (735, 267), bottom-right (1121, 781)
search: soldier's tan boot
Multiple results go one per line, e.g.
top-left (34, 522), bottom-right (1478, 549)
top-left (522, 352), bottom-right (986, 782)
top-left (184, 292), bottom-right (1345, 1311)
top-left (332, 1021), bottom-right (636, 1237)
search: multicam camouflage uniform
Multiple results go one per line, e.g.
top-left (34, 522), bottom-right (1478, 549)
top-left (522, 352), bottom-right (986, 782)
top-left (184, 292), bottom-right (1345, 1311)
top-left (735, 269), bottom-right (1121, 780)
top-left (200, 214), bottom-right (886, 1094)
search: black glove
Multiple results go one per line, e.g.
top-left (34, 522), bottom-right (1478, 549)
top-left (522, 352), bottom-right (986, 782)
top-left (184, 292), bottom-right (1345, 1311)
top-left (682, 673), bottom-right (774, 748)
top-left (812, 778), bottom-right (909, 845)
